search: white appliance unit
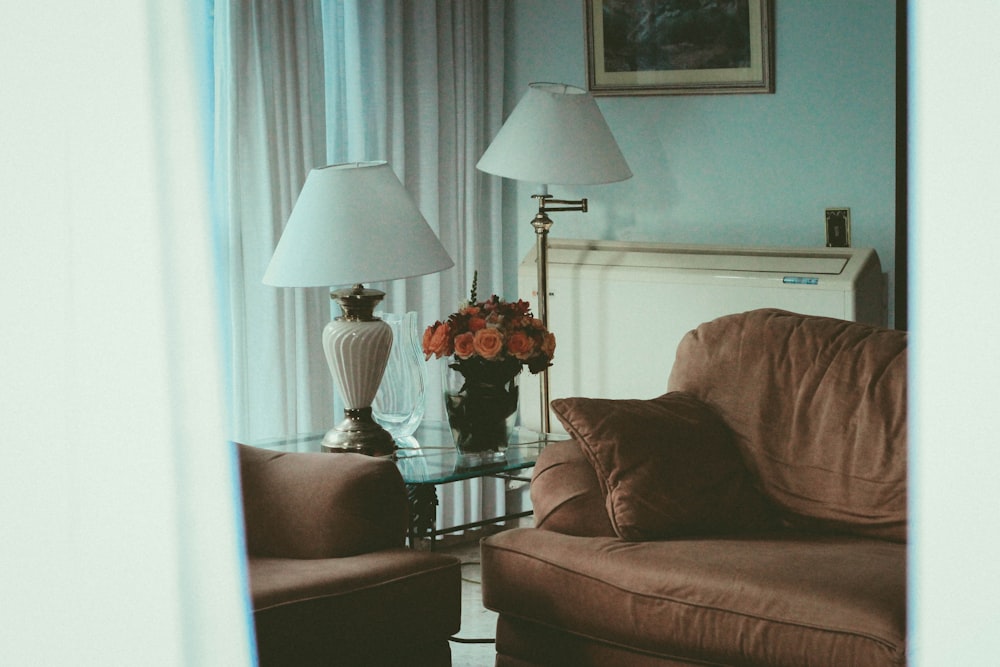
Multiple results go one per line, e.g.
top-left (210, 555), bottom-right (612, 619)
top-left (518, 239), bottom-right (885, 431)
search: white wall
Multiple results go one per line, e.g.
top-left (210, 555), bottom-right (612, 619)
top-left (909, 2), bottom-right (1000, 662)
top-left (501, 0), bottom-right (898, 324)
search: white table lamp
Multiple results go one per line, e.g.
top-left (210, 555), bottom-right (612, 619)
top-left (264, 161), bottom-right (453, 456)
top-left (476, 82), bottom-right (632, 431)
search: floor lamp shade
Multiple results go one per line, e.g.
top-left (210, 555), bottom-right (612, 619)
top-left (476, 82), bottom-right (632, 186)
top-left (264, 161), bottom-right (454, 455)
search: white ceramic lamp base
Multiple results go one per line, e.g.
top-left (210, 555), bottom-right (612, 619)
top-left (320, 291), bottom-right (396, 456)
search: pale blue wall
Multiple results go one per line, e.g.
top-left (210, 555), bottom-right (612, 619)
top-left (501, 0), bottom-right (898, 324)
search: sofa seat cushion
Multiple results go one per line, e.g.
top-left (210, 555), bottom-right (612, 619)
top-left (250, 549), bottom-right (461, 665)
top-left (482, 528), bottom-right (906, 667)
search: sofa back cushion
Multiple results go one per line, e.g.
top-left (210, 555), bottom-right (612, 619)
top-left (668, 309), bottom-right (908, 542)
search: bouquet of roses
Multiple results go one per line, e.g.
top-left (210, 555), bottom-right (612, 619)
top-left (423, 278), bottom-right (555, 384)
top-left (423, 275), bottom-right (554, 453)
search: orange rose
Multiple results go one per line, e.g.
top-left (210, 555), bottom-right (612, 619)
top-left (468, 316), bottom-right (487, 332)
top-left (506, 331), bottom-right (536, 360)
top-left (453, 332), bottom-right (476, 359)
top-left (473, 328), bottom-right (504, 360)
top-left (422, 322), bottom-right (453, 359)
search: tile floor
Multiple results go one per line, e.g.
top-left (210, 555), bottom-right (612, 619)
top-left (440, 537), bottom-right (499, 667)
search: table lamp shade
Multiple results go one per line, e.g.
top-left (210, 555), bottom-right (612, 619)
top-left (263, 161), bottom-right (454, 288)
top-left (476, 82), bottom-right (632, 186)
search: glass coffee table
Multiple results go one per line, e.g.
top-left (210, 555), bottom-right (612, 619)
top-left (248, 420), bottom-right (568, 549)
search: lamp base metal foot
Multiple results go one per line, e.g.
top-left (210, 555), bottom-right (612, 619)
top-left (322, 407), bottom-right (396, 457)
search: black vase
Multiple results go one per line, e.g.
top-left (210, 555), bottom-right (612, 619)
top-left (443, 358), bottom-right (520, 455)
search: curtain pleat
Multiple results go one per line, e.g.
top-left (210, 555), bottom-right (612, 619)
top-left (216, 0), bottom-right (333, 442)
top-left (324, 0), bottom-right (504, 526)
top-left (321, 0), bottom-right (507, 531)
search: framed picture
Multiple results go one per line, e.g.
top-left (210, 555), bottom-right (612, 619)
top-left (585, 0), bottom-right (775, 96)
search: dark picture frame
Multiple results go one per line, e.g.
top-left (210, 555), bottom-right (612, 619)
top-left (585, 0), bottom-right (775, 96)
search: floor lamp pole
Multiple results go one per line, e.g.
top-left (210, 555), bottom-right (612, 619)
top-left (530, 194), bottom-right (587, 434)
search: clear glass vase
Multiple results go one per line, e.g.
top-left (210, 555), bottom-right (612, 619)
top-left (372, 311), bottom-right (427, 441)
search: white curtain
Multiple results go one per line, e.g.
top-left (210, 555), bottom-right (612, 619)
top-left (219, 0), bottom-right (508, 530)
top-left (1, 2), bottom-right (253, 664)
top-left (321, 0), bottom-right (507, 530)
top-left (215, 0), bottom-right (334, 443)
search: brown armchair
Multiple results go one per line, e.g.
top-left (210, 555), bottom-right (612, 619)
top-left (238, 444), bottom-right (462, 666)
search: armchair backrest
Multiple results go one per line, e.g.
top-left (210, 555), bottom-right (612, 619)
top-left (668, 309), bottom-right (908, 542)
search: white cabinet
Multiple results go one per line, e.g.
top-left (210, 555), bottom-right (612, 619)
top-left (518, 239), bottom-right (885, 431)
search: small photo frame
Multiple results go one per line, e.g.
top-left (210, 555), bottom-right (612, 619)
top-left (825, 208), bottom-right (852, 248)
top-left (585, 0), bottom-right (775, 96)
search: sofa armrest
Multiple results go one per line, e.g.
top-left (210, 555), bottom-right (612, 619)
top-left (530, 440), bottom-right (616, 537)
top-left (238, 444), bottom-right (408, 559)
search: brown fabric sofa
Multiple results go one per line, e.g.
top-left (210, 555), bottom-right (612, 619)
top-left (481, 309), bottom-right (907, 666)
top-left (238, 444), bottom-right (462, 666)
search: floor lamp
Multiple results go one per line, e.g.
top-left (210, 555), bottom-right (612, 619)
top-left (476, 82), bottom-right (632, 432)
top-left (264, 161), bottom-right (453, 456)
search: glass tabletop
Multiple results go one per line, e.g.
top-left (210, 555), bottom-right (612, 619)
top-left (246, 420), bottom-right (569, 485)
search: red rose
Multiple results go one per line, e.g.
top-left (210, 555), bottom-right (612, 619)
top-left (540, 331), bottom-right (556, 359)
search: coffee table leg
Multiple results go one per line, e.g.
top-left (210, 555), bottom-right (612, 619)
top-left (406, 483), bottom-right (438, 549)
